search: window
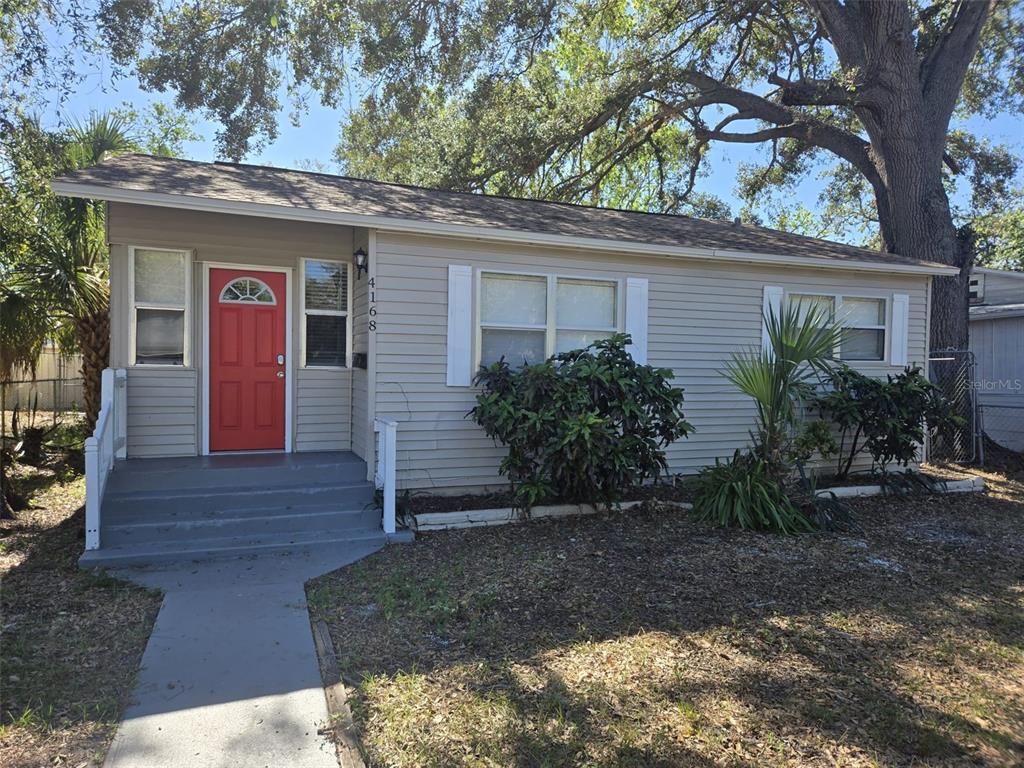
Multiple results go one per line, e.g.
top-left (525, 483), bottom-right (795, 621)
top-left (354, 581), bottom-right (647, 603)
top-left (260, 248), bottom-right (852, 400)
top-left (840, 297), bottom-right (886, 361)
top-left (787, 292), bottom-right (887, 362)
top-left (220, 277), bottom-right (276, 304)
top-left (478, 272), bottom-right (619, 366)
top-left (556, 278), bottom-right (618, 353)
top-left (302, 259), bottom-right (348, 367)
top-left (131, 248), bottom-right (189, 365)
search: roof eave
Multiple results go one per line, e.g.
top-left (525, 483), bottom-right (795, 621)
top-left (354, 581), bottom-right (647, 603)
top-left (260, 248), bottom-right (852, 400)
top-left (970, 305), bottom-right (1024, 320)
top-left (51, 180), bottom-right (959, 277)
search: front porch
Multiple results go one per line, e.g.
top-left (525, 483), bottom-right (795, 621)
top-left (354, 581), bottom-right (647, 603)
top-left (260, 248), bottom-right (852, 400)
top-left (80, 367), bottom-right (404, 568)
top-left (80, 450), bottom-right (390, 568)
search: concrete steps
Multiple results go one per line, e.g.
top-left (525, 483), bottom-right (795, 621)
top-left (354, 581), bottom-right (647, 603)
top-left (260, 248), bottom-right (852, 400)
top-left (80, 527), bottom-right (389, 569)
top-left (81, 451), bottom-right (400, 569)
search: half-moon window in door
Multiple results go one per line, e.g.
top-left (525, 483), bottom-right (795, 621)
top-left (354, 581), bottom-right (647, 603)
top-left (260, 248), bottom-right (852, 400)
top-left (219, 277), bottom-right (276, 304)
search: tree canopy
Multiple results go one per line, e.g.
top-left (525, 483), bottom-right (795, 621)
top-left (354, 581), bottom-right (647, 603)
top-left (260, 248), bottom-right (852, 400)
top-left (3, 1), bottom-right (1021, 346)
top-left (90, 1), bottom-right (1021, 238)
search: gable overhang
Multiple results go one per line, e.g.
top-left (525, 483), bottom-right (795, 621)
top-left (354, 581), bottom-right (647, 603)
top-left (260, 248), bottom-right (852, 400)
top-left (52, 180), bottom-right (960, 277)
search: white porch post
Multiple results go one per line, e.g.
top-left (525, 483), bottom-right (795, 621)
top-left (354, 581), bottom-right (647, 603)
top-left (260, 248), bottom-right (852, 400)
top-left (83, 436), bottom-right (101, 550)
top-left (374, 418), bottom-right (398, 535)
top-left (114, 368), bottom-right (128, 459)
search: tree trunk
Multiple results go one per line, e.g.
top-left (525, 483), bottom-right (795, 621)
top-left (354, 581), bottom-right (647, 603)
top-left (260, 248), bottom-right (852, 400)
top-left (884, 183), bottom-right (972, 351)
top-left (837, 1), bottom-right (977, 353)
top-left (871, 122), bottom-right (971, 350)
top-left (76, 306), bottom-right (110, 431)
top-left (881, 173), bottom-right (972, 351)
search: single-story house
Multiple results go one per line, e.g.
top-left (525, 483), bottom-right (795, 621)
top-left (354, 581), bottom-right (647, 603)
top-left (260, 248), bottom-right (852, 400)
top-left (53, 154), bottom-right (956, 566)
top-left (969, 267), bottom-right (1024, 451)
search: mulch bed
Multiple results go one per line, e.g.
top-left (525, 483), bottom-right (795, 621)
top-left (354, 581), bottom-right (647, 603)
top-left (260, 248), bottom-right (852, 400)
top-left (0, 460), bottom-right (162, 768)
top-left (309, 461), bottom-right (1024, 767)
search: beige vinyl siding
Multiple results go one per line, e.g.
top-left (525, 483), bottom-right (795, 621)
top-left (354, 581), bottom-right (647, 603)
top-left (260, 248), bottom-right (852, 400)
top-left (125, 367), bottom-right (198, 457)
top-left (108, 203), bottom-right (354, 457)
top-left (295, 368), bottom-right (352, 451)
top-left (374, 232), bottom-right (930, 491)
top-left (350, 228), bottom-right (371, 461)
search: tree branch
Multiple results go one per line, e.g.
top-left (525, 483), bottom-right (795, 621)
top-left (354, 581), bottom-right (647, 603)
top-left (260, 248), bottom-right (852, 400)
top-left (768, 73), bottom-right (858, 107)
top-left (807, 0), bottom-right (865, 68)
top-left (920, 0), bottom-right (995, 137)
top-left (672, 70), bottom-right (879, 187)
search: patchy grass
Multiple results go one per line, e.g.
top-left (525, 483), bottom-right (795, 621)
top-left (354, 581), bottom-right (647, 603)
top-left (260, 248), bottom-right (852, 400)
top-left (0, 461), bottom-right (162, 768)
top-left (309, 462), bottom-right (1024, 767)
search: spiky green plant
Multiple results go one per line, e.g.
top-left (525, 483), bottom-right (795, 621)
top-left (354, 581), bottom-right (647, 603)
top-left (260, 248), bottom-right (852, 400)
top-left (723, 302), bottom-right (841, 475)
top-left (695, 303), bottom-right (841, 534)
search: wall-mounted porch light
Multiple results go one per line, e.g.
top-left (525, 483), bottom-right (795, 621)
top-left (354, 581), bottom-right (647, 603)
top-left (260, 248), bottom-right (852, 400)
top-left (354, 246), bottom-right (368, 279)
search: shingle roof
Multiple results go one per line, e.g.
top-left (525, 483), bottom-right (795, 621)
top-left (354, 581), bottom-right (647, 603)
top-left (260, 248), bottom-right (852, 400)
top-left (54, 153), bottom-right (950, 272)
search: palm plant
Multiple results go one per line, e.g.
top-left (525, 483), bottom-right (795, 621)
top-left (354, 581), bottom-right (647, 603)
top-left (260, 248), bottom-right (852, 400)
top-left (723, 302), bottom-right (841, 477)
top-left (0, 198), bottom-right (52, 517)
top-left (4, 113), bottom-right (135, 429)
top-left (695, 303), bottom-right (841, 534)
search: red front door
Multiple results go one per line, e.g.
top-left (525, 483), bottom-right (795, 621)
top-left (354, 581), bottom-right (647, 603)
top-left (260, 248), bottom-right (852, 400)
top-left (210, 268), bottom-right (287, 452)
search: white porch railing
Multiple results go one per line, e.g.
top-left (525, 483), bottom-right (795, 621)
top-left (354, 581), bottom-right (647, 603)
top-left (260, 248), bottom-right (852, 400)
top-left (84, 368), bottom-right (127, 550)
top-left (373, 417), bottom-right (398, 535)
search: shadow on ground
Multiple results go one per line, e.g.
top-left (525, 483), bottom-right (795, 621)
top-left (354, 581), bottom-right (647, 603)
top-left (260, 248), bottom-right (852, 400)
top-left (308, 466), bottom-right (1024, 767)
top-left (0, 468), bottom-right (162, 768)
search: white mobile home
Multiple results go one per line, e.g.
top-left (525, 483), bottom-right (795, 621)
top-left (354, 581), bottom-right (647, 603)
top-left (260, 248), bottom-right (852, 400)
top-left (53, 154), bottom-right (956, 566)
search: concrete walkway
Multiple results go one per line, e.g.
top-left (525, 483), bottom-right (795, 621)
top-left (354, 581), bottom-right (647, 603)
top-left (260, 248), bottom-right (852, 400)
top-left (104, 544), bottom-right (382, 768)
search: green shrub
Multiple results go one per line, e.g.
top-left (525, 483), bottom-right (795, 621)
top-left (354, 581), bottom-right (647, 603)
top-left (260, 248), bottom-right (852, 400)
top-left (816, 364), bottom-right (964, 478)
top-left (469, 333), bottom-right (692, 510)
top-left (694, 451), bottom-right (814, 534)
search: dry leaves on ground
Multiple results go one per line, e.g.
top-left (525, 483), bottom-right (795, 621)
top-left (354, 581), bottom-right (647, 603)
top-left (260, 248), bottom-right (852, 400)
top-left (309, 462), bottom-right (1024, 767)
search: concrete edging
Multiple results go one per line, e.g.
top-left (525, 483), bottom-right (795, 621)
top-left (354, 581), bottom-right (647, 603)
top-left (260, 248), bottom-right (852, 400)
top-left (814, 476), bottom-right (986, 499)
top-left (413, 499), bottom-right (693, 532)
top-left (415, 476), bottom-right (987, 531)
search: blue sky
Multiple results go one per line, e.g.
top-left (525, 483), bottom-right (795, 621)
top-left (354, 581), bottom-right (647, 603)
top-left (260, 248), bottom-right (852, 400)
top-left (42, 48), bottom-right (1022, 241)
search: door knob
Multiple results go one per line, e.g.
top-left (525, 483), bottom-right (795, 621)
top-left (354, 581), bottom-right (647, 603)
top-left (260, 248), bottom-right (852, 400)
top-left (276, 371), bottom-right (285, 378)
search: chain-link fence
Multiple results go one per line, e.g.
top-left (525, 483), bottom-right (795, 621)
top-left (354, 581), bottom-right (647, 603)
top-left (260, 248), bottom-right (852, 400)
top-left (978, 403), bottom-right (1024, 461)
top-left (928, 349), bottom-right (981, 464)
top-left (2, 377), bottom-right (84, 413)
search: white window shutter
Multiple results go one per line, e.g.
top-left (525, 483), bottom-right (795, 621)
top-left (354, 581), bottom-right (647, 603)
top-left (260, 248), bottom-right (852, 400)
top-left (762, 285), bottom-right (784, 357)
top-left (890, 293), bottom-right (910, 367)
top-left (625, 277), bottom-right (648, 364)
top-left (446, 265), bottom-right (473, 386)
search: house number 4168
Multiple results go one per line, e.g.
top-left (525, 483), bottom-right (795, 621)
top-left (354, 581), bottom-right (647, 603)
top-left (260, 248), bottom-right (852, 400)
top-left (368, 277), bottom-right (377, 332)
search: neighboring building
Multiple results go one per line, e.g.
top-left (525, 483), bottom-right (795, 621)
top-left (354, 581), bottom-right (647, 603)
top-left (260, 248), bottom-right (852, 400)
top-left (53, 154), bottom-right (955, 565)
top-left (969, 267), bottom-right (1024, 451)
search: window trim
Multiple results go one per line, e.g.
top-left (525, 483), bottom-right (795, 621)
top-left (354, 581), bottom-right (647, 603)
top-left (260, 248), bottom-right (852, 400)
top-left (475, 268), bottom-right (623, 368)
top-left (300, 257), bottom-right (352, 369)
top-left (128, 245), bottom-right (193, 368)
top-left (785, 290), bottom-right (890, 363)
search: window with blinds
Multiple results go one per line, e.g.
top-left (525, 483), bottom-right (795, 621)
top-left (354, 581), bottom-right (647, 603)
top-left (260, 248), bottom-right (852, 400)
top-left (302, 259), bottom-right (349, 367)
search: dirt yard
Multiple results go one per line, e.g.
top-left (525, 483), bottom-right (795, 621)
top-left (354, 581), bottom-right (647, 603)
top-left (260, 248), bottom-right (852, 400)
top-left (308, 463), bottom-right (1024, 767)
top-left (0, 461), bottom-right (162, 768)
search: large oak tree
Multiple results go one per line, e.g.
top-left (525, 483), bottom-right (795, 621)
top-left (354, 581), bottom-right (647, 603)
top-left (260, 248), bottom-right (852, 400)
top-left (98, 0), bottom-right (1023, 348)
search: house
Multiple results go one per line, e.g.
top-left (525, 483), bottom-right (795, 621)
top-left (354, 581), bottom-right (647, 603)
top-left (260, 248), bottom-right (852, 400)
top-left (53, 154), bottom-right (956, 566)
top-left (969, 267), bottom-right (1024, 451)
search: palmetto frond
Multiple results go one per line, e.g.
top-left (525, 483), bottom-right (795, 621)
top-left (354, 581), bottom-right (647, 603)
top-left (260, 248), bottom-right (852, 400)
top-left (724, 301), bottom-right (840, 465)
